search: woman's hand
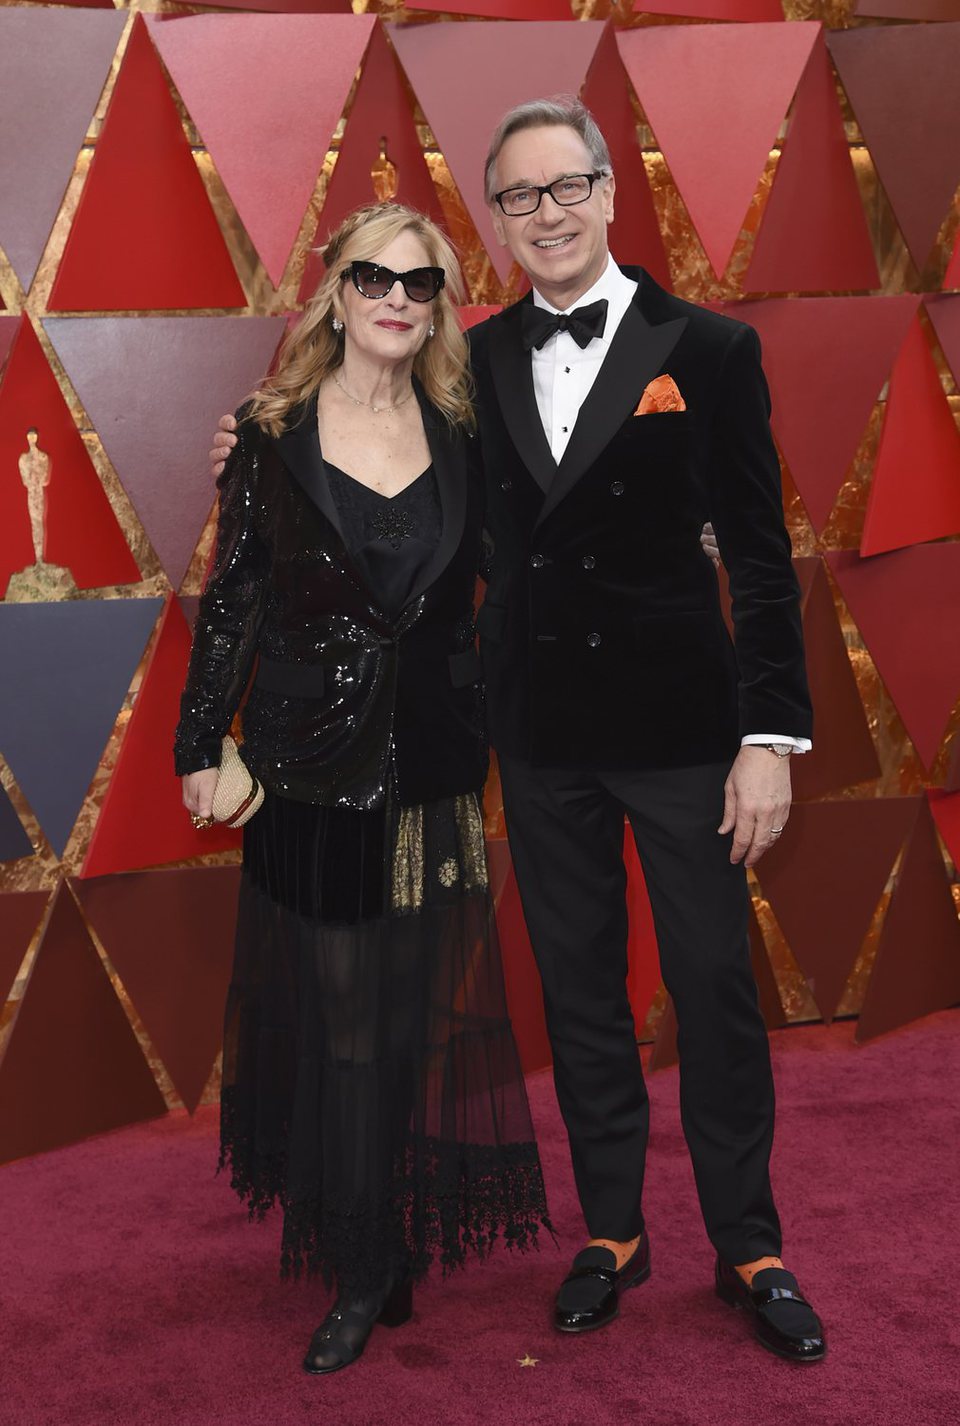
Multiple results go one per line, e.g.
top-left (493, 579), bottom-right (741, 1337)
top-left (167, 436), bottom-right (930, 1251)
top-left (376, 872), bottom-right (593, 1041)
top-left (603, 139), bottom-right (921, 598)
top-left (182, 768), bottom-right (219, 822)
top-left (210, 414), bottom-right (237, 479)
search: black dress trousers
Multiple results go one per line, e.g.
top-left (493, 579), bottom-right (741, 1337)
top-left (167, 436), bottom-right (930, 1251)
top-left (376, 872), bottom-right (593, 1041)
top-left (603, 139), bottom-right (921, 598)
top-left (498, 754), bottom-right (781, 1266)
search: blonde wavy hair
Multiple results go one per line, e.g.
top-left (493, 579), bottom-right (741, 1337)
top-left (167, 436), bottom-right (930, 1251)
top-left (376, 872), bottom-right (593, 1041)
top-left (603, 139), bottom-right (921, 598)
top-left (246, 203), bottom-right (474, 436)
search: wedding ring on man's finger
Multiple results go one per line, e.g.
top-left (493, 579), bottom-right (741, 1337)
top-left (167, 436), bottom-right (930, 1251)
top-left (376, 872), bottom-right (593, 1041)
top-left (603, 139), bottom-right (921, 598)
top-left (191, 813), bottom-right (215, 829)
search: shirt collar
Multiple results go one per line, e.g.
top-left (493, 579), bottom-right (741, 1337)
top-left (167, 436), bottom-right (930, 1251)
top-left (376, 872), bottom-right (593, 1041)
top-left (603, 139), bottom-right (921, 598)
top-left (531, 253), bottom-right (633, 316)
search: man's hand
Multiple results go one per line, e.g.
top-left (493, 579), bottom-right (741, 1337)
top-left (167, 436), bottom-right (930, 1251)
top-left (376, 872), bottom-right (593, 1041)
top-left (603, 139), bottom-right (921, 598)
top-left (718, 746), bottom-right (791, 867)
top-left (700, 521), bottom-right (720, 567)
top-left (182, 768), bottom-right (219, 821)
top-left (210, 414), bottom-right (237, 479)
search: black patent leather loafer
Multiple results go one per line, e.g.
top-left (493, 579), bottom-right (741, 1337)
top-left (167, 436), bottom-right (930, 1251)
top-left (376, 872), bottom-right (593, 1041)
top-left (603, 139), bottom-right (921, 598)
top-left (715, 1260), bottom-right (826, 1363)
top-left (554, 1232), bottom-right (651, 1334)
top-left (303, 1278), bottom-right (413, 1375)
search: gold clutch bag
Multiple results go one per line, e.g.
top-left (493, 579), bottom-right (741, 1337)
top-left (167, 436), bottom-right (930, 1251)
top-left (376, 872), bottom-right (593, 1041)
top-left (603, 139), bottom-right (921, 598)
top-left (210, 735), bottom-right (264, 827)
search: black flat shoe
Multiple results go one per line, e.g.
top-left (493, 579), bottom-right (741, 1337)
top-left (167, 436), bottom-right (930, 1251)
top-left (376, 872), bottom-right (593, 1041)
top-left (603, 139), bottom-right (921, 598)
top-left (715, 1260), bottom-right (826, 1363)
top-left (554, 1232), bottom-right (651, 1334)
top-left (302, 1277), bottom-right (413, 1375)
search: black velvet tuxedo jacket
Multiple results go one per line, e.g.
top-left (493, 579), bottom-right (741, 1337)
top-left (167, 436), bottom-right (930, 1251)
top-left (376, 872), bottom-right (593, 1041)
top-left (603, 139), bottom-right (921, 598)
top-left (174, 385), bottom-right (487, 808)
top-left (469, 266), bottom-right (812, 770)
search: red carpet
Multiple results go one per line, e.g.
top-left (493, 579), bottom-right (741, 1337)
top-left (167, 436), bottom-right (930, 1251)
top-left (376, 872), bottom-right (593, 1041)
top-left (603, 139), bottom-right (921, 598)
top-left (3, 1013), bottom-right (959, 1426)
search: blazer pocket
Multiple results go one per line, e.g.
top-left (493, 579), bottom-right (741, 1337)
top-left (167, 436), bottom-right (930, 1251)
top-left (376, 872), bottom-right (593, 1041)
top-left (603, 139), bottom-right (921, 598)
top-left (475, 602), bottom-right (507, 643)
top-left (448, 647), bottom-right (482, 688)
top-left (255, 655), bottom-right (326, 699)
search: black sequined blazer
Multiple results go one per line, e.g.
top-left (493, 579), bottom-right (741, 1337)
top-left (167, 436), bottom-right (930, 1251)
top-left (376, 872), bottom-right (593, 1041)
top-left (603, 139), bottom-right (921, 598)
top-left (174, 385), bottom-right (487, 809)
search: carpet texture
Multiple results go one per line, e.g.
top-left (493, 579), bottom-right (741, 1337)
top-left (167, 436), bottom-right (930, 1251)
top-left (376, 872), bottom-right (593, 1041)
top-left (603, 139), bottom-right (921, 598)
top-left (2, 1013), bottom-right (958, 1426)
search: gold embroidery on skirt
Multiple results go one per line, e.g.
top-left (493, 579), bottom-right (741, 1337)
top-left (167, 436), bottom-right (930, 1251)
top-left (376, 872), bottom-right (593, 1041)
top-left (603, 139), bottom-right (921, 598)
top-left (392, 804), bottom-right (425, 912)
top-left (455, 792), bottom-right (489, 893)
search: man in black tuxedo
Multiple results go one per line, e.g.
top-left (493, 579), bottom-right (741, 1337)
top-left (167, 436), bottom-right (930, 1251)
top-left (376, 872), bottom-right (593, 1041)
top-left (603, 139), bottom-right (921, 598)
top-left (469, 96), bottom-right (823, 1362)
top-left (210, 96), bottom-right (824, 1362)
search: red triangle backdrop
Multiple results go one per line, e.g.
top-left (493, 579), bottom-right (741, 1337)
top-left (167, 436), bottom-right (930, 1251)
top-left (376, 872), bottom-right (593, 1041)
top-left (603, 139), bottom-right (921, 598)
top-left (828, 24), bottom-right (960, 271)
top-left (389, 20), bottom-right (606, 284)
top-left (856, 800), bottom-right (960, 1041)
top-left (0, 884), bottom-right (167, 1165)
top-left (925, 294), bottom-right (960, 386)
top-left (617, 22), bottom-right (819, 278)
top-left (716, 297), bottom-right (917, 532)
top-left (634, 0), bottom-right (784, 16)
top-left (827, 546), bottom-right (960, 770)
top-left (299, 24), bottom-right (446, 304)
top-left (410, 0), bottom-right (574, 14)
top-left (792, 558), bottom-right (880, 801)
top-left (49, 17), bottom-right (244, 312)
top-left (581, 23), bottom-right (670, 288)
top-left (81, 597), bottom-right (242, 879)
top-left (746, 34), bottom-right (879, 295)
top-left (147, 13), bottom-right (375, 291)
top-left (861, 315), bottom-right (960, 556)
top-left (755, 798), bottom-right (918, 1024)
top-left (928, 789), bottom-right (960, 873)
top-left (75, 867), bottom-right (241, 1114)
top-left (0, 319), bottom-right (139, 593)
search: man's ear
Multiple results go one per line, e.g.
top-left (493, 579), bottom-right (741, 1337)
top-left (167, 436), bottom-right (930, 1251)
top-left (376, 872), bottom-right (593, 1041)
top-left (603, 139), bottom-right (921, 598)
top-left (489, 203), bottom-right (509, 248)
top-left (603, 172), bottom-right (616, 227)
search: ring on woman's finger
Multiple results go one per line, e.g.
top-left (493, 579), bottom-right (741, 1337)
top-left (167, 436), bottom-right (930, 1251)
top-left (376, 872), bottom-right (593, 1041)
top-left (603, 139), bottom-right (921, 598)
top-left (191, 812), bottom-right (215, 829)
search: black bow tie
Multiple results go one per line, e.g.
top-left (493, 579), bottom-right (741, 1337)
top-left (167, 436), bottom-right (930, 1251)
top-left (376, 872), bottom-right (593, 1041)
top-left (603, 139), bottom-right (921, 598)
top-left (521, 297), bottom-right (609, 352)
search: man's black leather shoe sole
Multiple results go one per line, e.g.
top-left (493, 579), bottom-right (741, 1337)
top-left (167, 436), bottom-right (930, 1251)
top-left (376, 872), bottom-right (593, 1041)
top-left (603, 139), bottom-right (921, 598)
top-left (554, 1232), bottom-right (651, 1334)
top-left (715, 1259), bottom-right (826, 1363)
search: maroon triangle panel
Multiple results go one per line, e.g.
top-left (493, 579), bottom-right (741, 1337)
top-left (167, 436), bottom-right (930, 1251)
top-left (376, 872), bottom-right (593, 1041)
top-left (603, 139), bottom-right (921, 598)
top-left (0, 315), bottom-right (17, 371)
top-left (648, 904), bottom-right (782, 1071)
top-left (581, 24), bottom-right (670, 288)
top-left (857, 801), bottom-right (960, 1041)
top-left (0, 891), bottom-right (49, 1007)
top-left (828, 547), bottom-right (960, 771)
top-left (389, 21), bottom-right (606, 284)
top-left (925, 294), bottom-right (960, 387)
top-left (0, 884), bottom-right (167, 1165)
top-left (49, 17), bottom-right (244, 312)
top-left (856, 0), bottom-right (960, 21)
top-left (828, 25), bottom-right (960, 270)
top-left (792, 559), bottom-right (880, 801)
top-left (617, 23), bottom-right (819, 279)
top-left (945, 233), bottom-right (960, 291)
top-left (147, 14), bottom-right (375, 290)
top-left (75, 867), bottom-right (241, 1114)
top-left (300, 24), bottom-right (446, 303)
top-left (755, 798), bottom-right (918, 1024)
top-left (746, 34), bottom-right (879, 294)
top-left (860, 315), bottom-right (960, 556)
top-left (716, 297), bottom-right (917, 533)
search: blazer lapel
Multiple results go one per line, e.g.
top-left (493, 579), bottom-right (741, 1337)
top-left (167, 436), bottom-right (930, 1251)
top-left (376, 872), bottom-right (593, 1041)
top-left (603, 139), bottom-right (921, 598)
top-left (535, 291), bottom-right (687, 528)
top-left (488, 298), bottom-right (557, 495)
top-left (403, 380), bottom-right (468, 608)
top-left (276, 392), bottom-right (345, 541)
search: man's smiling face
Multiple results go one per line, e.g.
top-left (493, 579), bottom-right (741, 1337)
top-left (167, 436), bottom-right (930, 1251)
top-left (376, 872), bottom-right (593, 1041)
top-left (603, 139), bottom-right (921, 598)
top-left (489, 122), bottom-right (615, 311)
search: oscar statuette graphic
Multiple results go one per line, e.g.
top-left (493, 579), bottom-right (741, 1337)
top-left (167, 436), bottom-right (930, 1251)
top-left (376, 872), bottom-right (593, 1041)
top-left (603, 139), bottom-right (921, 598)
top-left (4, 428), bottom-right (78, 601)
top-left (371, 136), bottom-right (399, 203)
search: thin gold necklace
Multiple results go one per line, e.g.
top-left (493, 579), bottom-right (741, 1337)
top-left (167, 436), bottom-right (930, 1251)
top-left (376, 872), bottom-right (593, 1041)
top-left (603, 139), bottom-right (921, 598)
top-left (333, 373), bottom-right (415, 416)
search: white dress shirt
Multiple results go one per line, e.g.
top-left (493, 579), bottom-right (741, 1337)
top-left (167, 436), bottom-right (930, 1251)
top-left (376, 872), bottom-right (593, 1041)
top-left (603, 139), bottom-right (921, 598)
top-left (528, 255), bottom-right (810, 754)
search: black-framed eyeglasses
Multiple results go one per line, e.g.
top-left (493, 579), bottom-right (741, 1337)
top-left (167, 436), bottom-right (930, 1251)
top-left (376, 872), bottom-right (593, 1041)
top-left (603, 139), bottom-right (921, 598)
top-left (494, 171), bottom-right (610, 217)
top-left (344, 260), bottom-right (446, 303)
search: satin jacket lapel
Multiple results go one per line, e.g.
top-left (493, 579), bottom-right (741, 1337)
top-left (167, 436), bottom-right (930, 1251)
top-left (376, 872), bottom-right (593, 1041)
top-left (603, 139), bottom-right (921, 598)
top-left (535, 297), bottom-right (688, 529)
top-left (488, 299), bottom-right (557, 495)
top-left (276, 393), bottom-right (345, 541)
top-left (404, 380), bottom-right (467, 608)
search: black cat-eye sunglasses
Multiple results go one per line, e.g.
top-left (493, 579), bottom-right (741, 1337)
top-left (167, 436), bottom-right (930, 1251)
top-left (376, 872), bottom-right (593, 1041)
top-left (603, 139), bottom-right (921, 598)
top-left (344, 260), bottom-right (446, 303)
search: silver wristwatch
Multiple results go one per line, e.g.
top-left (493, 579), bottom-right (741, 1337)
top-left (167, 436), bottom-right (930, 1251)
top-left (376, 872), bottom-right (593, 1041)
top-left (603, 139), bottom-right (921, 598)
top-left (761, 743), bottom-right (794, 758)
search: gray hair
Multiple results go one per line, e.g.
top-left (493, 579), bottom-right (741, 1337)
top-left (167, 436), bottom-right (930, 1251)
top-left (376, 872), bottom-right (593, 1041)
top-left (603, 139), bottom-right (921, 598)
top-left (483, 95), bottom-right (612, 203)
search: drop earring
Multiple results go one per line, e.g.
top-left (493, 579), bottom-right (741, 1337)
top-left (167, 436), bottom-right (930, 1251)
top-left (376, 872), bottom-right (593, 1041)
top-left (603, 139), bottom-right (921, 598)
top-left (428, 323), bottom-right (435, 338)
top-left (332, 317), bottom-right (344, 333)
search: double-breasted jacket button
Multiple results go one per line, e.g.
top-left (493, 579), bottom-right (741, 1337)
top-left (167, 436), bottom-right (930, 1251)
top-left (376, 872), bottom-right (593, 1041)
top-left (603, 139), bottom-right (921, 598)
top-left (611, 481), bottom-right (625, 496)
top-left (582, 555), bottom-right (596, 570)
top-left (501, 479), bottom-right (512, 491)
top-left (530, 553), bottom-right (545, 569)
top-left (586, 632), bottom-right (602, 648)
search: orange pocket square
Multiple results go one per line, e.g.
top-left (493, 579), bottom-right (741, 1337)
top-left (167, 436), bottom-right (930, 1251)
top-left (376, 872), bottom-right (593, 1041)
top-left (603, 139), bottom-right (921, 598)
top-left (634, 374), bottom-right (686, 415)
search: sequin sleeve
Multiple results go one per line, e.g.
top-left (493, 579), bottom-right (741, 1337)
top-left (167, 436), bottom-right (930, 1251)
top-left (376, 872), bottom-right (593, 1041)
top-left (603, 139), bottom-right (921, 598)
top-left (173, 418), bottom-right (270, 776)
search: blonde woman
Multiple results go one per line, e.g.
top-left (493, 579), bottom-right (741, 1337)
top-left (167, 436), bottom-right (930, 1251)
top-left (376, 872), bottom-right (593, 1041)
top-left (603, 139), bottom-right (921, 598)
top-left (175, 204), bottom-right (549, 1376)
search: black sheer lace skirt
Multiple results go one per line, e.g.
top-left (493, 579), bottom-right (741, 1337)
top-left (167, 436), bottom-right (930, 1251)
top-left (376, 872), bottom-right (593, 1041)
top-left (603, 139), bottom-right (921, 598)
top-left (218, 787), bottom-right (551, 1294)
